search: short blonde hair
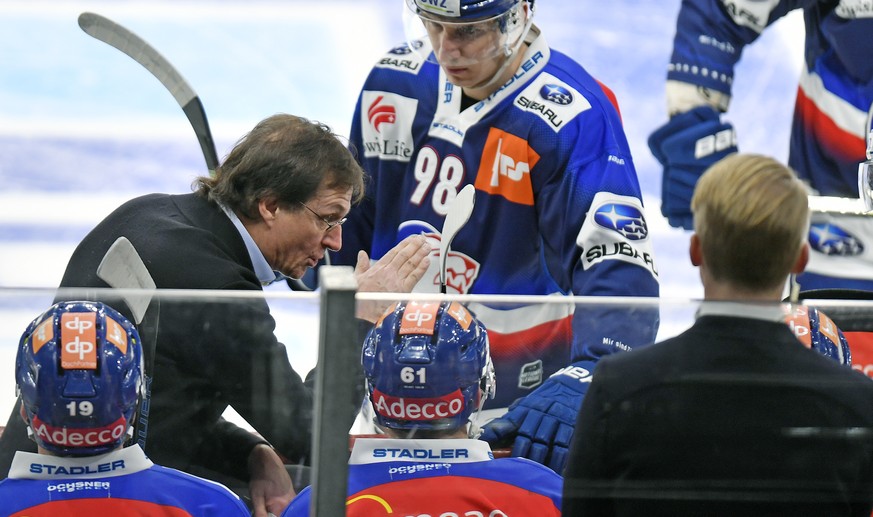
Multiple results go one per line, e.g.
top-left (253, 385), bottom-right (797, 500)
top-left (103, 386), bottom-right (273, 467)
top-left (691, 153), bottom-right (809, 292)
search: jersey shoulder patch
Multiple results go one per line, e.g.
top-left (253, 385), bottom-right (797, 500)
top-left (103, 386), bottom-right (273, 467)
top-left (577, 191), bottom-right (658, 279)
top-left (513, 72), bottom-right (591, 132)
top-left (374, 41), bottom-right (428, 75)
top-left (359, 90), bottom-right (418, 163)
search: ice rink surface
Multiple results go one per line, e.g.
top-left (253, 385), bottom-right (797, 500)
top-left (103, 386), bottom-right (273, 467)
top-left (0, 0), bottom-right (804, 422)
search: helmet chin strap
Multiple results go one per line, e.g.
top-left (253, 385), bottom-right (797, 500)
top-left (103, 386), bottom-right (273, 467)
top-left (467, 356), bottom-right (497, 439)
top-left (467, 390), bottom-right (490, 439)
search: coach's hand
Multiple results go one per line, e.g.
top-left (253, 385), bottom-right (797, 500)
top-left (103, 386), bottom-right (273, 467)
top-left (248, 444), bottom-right (295, 517)
top-left (480, 361), bottom-right (595, 473)
top-left (354, 234), bottom-right (432, 322)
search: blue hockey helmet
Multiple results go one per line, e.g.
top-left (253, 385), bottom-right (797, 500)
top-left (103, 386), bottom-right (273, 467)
top-left (785, 305), bottom-right (852, 366)
top-left (16, 301), bottom-right (144, 456)
top-left (362, 300), bottom-right (495, 434)
top-left (409, 0), bottom-right (530, 20)
top-left (403, 0), bottom-right (534, 69)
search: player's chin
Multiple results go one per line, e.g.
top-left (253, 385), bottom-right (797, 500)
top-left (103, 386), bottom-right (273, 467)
top-left (445, 71), bottom-right (474, 86)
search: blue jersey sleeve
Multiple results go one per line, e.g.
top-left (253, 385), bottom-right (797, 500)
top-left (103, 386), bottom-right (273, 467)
top-left (668, 0), bottom-right (814, 95)
top-left (532, 77), bottom-right (660, 361)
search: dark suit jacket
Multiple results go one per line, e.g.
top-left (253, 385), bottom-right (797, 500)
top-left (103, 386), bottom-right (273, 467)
top-left (1, 193), bottom-right (313, 482)
top-left (563, 314), bottom-right (873, 516)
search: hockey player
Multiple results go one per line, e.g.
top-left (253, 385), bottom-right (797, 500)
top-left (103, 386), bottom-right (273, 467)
top-left (0, 301), bottom-right (251, 515)
top-left (648, 0), bottom-right (873, 291)
top-left (282, 300), bottom-right (562, 516)
top-left (332, 0), bottom-right (660, 472)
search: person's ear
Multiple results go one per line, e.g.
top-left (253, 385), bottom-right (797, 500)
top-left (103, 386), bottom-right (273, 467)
top-left (689, 233), bottom-right (703, 266)
top-left (791, 242), bottom-right (810, 274)
top-left (258, 198), bottom-right (280, 224)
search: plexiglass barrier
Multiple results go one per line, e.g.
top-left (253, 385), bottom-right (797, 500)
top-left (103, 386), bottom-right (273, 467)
top-left (2, 281), bottom-right (873, 515)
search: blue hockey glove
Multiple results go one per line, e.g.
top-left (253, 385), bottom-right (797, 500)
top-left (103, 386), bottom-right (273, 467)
top-left (648, 105), bottom-right (737, 230)
top-left (479, 360), bottom-right (594, 473)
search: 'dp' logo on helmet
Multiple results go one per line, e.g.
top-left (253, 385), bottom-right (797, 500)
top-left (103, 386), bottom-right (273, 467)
top-left (61, 312), bottom-right (98, 370)
top-left (16, 301), bottom-right (144, 456)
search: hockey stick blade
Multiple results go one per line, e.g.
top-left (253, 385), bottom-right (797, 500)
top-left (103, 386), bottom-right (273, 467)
top-left (97, 237), bottom-right (156, 324)
top-left (439, 184), bottom-right (476, 294)
top-left (78, 12), bottom-right (220, 175)
top-left (96, 236), bottom-right (158, 451)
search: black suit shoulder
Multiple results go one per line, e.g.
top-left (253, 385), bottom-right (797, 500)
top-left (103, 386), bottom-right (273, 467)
top-left (594, 315), bottom-right (873, 400)
top-left (566, 315), bottom-right (873, 515)
top-left (60, 193), bottom-right (258, 290)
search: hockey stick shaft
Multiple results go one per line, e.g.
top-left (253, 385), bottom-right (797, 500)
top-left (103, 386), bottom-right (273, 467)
top-left (97, 237), bottom-right (158, 450)
top-left (78, 12), bottom-right (220, 175)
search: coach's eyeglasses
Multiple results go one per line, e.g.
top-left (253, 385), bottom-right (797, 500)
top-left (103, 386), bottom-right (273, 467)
top-left (298, 202), bottom-right (347, 232)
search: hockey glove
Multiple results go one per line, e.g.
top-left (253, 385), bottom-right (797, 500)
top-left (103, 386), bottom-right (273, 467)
top-left (479, 360), bottom-right (594, 473)
top-left (648, 105), bottom-right (737, 230)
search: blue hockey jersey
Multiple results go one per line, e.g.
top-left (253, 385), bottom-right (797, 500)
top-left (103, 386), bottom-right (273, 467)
top-left (668, 0), bottom-right (873, 197)
top-left (282, 438), bottom-right (562, 516)
top-left (333, 27), bottom-right (660, 409)
top-left (0, 445), bottom-right (250, 516)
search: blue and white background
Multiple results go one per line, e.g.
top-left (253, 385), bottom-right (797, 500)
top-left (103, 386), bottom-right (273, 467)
top-left (0, 0), bottom-right (804, 421)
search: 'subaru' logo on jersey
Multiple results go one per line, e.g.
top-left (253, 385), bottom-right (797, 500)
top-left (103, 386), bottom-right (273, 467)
top-left (474, 128), bottom-right (539, 205)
